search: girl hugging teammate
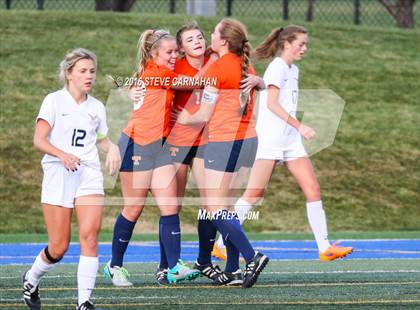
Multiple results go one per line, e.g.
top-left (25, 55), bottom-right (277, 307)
top-left (104, 29), bottom-right (201, 287)
top-left (178, 18), bottom-right (268, 288)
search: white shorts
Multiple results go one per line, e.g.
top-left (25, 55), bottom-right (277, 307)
top-left (41, 162), bottom-right (104, 208)
top-left (255, 136), bottom-right (307, 164)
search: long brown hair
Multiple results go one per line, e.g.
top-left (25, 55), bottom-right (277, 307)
top-left (219, 18), bottom-right (252, 115)
top-left (253, 25), bottom-right (307, 60)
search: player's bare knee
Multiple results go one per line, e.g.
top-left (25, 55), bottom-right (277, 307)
top-left (122, 204), bottom-right (143, 221)
top-left (305, 183), bottom-right (321, 201)
top-left (46, 243), bottom-right (68, 260)
top-left (79, 233), bottom-right (99, 252)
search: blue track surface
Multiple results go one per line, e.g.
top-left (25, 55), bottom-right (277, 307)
top-left (1, 240), bottom-right (419, 265)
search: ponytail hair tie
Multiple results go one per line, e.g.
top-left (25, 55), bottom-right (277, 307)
top-left (279, 27), bottom-right (284, 32)
top-left (242, 39), bottom-right (249, 43)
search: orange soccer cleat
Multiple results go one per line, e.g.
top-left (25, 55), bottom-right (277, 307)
top-left (211, 243), bottom-right (227, 261)
top-left (319, 243), bottom-right (353, 262)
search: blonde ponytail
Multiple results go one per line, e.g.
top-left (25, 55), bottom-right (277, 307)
top-left (135, 29), bottom-right (174, 77)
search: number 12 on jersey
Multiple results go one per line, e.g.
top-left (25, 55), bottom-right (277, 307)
top-left (71, 129), bottom-right (86, 147)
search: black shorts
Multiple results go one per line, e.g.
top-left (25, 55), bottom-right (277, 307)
top-left (204, 137), bottom-right (258, 173)
top-left (165, 143), bottom-right (206, 165)
top-left (119, 133), bottom-right (173, 172)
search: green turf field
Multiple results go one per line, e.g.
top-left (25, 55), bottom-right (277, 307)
top-left (1, 260), bottom-right (419, 309)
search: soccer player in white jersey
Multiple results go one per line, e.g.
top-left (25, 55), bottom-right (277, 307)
top-left (22, 48), bottom-right (120, 310)
top-left (213, 26), bottom-right (353, 262)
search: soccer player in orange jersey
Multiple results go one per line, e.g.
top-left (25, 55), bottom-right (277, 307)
top-left (165, 22), bottom-right (266, 284)
top-left (163, 22), bottom-right (224, 283)
top-left (178, 19), bottom-right (268, 288)
top-left (103, 29), bottom-right (202, 286)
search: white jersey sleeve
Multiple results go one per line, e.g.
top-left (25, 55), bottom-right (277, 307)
top-left (256, 58), bottom-right (300, 151)
top-left (37, 94), bottom-right (56, 127)
top-left (264, 58), bottom-right (287, 89)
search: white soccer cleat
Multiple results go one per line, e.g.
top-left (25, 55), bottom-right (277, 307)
top-left (103, 261), bottom-right (133, 287)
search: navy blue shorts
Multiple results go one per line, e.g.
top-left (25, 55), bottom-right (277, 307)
top-left (166, 144), bottom-right (206, 165)
top-left (119, 133), bottom-right (173, 172)
top-left (204, 137), bottom-right (258, 173)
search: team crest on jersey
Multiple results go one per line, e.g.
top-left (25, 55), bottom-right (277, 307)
top-left (87, 113), bottom-right (97, 120)
top-left (169, 147), bottom-right (179, 157)
top-left (132, 155), bottom-right (142, 165)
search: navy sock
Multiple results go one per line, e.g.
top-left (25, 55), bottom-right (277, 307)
top-left (212, 210), bottom-right (255, 262)
top-left (224, 237), bottom-right (240, 272)
top-left (197, 215), bottom-right (217, 265)
top-left (111, 214), bottom-right (136, 267)
top-left (159, 214), bottom-right (181, 269)
top-left (158, 231), bottom-right (168, 269)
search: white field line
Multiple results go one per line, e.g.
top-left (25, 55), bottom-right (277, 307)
top-left (0, 269), bottom-right (419, 280)
top-left (2, 281), bottom-right (420, 292)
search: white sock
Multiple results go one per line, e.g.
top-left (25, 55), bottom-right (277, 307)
top-left (306, 200), bottom-right (331, 253)
top-left (215, 198), bottom-right (254, 248)
top-left (77, 255), bottom-right (99, 306)
top-left (216, 233), bottom-right (225, 248)
top-left (235, 198), bottom-right (253, 225)
top-left (27, 252), bottom-right (56, 286)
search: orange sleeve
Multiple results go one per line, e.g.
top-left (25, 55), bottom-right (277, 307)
top-left (204, 62), bottom-right (222, 89)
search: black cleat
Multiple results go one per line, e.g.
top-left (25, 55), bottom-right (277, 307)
top-left (77, 300), bottom-right (101, 310)
top-left (22, 271), bottom-right (41, 310)
top-left (155, 267), bottom-right (169, 285)
top-left (193, 261), bottom-right (222, 281)
top-left (242, 252), bottom-right (269, 288)
top-left (214, 269), bottom-right (243, 286)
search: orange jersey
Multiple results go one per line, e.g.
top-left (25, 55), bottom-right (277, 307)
top-left (123, 60), bottom-right (177, 145)
top-left (167, 57), bottom-right (209, 147)
top-left (204, 52), bottom-right (257, 142)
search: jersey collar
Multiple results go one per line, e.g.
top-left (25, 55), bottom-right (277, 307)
top-left (62, 87), bottom-right (89, 106)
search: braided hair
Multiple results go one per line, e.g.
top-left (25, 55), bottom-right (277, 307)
top-left (219, 18), bottom-right (252, 115)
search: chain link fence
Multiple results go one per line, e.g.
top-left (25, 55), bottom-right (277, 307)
top-left (1, 0), bottom-right (418, 28)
